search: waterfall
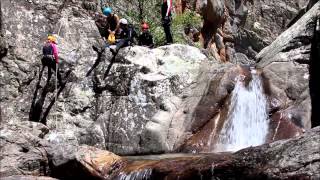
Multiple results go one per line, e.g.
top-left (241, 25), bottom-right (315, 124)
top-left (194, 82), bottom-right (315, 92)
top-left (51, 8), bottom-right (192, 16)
top-left (215, 73), bottom-right (269, 152)
top-left (117, 169), bottom-right (152, 180)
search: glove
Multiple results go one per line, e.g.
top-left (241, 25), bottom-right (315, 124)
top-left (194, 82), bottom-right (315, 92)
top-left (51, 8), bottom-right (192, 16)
top-left (162, 16), bottom-right (171, 25)
top-left (164, 16), bottom-right (170, 21)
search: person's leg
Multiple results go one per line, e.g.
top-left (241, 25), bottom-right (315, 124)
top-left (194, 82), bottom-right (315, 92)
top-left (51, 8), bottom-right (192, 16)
top-left (116, 39), bottom-right (128, 51)
top-left (163, 22), bottom-right (173, 44)
top-left (51, 59), bottom-right (63, 84)
top-left (105, 42), bottom-right (110, 48)
top-left (111, 39), bottom-right (128, 54)
top-left (39, 58), bottom-right (46, 84)
top-left (47, 65), bottom-right (52, 83)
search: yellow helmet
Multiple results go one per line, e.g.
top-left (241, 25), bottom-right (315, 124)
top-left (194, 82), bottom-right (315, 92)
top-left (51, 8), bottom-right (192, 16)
top-left (47, 35), bottom-right (56, 43)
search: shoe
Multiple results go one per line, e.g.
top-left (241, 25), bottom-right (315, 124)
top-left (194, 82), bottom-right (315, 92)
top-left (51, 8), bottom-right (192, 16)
top-left (92, 45), bottom-right (99, 52)
top-left (110, 47), bottom-right (117, 55)
top-left (36, 83), bottom-right (42, 89)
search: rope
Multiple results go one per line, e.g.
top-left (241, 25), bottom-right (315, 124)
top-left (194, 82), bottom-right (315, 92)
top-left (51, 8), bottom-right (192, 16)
top-left (55, 62), bottom-right (58, 130)
top-left (54, 21), bottom-right (64, 131)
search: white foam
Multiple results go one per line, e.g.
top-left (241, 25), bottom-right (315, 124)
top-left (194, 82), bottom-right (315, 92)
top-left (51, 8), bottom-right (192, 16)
top-left (215, 74), bottom-right (269, 152)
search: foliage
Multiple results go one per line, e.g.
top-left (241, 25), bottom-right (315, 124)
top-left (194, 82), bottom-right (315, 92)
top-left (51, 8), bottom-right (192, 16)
top-left (100, 0), bottom-right (202, 46)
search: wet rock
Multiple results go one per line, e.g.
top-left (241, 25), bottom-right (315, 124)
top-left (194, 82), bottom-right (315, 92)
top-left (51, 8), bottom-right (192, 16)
top-left (179, 65), bottom-right (255, 153)
top-left (257, 1), bottom-right (320, 129)
top-left (113, 127), bottom-right (320, 180)
top-left (266, 112), bottom-right (305, 142)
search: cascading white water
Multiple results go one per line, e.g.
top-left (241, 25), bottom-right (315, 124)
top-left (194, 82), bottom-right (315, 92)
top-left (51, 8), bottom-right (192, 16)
top-left (117, 169), bottom-right (152, 180)
top-left (215, 73), bottom-right (269, 152)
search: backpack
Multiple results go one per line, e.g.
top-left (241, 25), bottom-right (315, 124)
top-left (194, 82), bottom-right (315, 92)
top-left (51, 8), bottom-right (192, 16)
top-left (107, 14), bottom-right (118, 31)
top-left (108, 32), bottom-right (116, 44)
top-left (42, 42), bottom-right (53, 56)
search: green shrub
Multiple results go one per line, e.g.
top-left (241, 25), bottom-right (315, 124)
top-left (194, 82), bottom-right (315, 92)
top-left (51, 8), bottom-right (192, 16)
top-left (102, 0), bottom-right (202, 46)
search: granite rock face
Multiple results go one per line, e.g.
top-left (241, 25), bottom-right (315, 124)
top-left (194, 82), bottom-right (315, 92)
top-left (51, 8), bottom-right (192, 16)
top-left (0, 122), bottom-right (50, 177)
top-left (0, 0), bottom-right (226, 155)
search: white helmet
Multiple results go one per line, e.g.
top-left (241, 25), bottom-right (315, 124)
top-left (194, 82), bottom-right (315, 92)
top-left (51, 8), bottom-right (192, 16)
top-left (119, 18), bottom-right (128, 25)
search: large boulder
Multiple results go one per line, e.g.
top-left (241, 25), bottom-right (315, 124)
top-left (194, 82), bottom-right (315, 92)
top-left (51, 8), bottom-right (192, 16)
top-left (80, 44), bottom-right (221, 154)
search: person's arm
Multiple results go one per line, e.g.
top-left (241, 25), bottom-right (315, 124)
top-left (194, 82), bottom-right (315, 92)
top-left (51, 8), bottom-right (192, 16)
top-left (51, 43), bottom-right (59, 63)
top-left (166, 0), bottom-right (172, 17)
top-left (114, 14), bottom-right (120, 33)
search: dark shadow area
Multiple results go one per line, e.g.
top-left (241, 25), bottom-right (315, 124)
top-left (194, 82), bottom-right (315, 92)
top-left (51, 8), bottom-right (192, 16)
top-left (29, 82), bottom-right (51, 123)
top-left (29, 66), bottom-right (49, 122)
top-left (91, 52), bottom-right (128, 96)
top-left (86, 45), bottom-right (105, 77)
top-left (41, 70), bottom-right (72, 124)
top-left (103, 53), bottom-right (117, 79)
top-left (29, 64), bottom-right (72, 125)
top-left (310, 17), bottom-right (320, 127)
top-left (0, 46), bottom-right (7, 61)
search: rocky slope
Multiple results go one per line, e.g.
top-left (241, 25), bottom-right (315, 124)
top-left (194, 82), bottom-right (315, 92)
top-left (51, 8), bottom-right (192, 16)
top-left (1, 0), bottom-right (228, 155)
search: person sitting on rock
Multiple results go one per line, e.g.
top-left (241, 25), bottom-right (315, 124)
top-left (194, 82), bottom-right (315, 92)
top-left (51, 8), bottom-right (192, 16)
top-left (110, 18), bottom-right (137, 55)
top-left (102, 7), bottom-right (120, 46)
top-left (138, 22), bottom-right (154, 48)
top-left (41, 35), bottom-right (62, 85)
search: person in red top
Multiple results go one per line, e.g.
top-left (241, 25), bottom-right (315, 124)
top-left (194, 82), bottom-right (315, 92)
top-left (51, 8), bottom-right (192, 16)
top-left (161, 0), bottom-right (173, 44)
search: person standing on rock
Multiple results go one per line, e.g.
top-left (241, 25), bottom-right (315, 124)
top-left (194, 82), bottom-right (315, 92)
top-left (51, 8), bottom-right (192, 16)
top-left (41, 35), bottom-right (62, 85)
top-left (102, 7), bottom-right (120, 46)
top-left (161, 0), bottom-right (173, 44)
top-left (138, 22), bottom-right (154, 48)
